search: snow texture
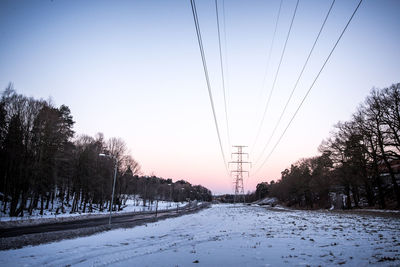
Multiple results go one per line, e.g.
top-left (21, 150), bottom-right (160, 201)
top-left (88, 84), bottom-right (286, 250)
top-left (1, 204), bottom-right (399, 266)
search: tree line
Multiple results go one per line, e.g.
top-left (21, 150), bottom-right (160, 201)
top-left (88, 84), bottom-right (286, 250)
top-left (0, 84), bottom-right (212, 217)
top-left (250, 83), bottom-right (400, 209)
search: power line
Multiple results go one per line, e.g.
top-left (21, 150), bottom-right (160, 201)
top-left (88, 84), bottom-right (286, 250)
top-left (222, 0), bottom-right (228, 76)
top-left (250, 0), bottom-right (283, 156)
top-left (222, 0), bottom-right (231, 139)
top-left (261, 0), bottom-right (284, 93)
top-left (253, 0), bottom-right (336, 166)
top-left (254, 0), bottom-right (363, 175)
top-left (221, 0), bottom-right (230, 106)
top-left (190, 0), bottom-right (230, 174)
top-left (215, 0), bottom-right (231, 147)
top-left (250, 0), bottom-right (300, 158)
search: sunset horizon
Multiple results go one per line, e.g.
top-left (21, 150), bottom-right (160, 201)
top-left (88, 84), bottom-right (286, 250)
top-left (1, 0), bottom-right (399, 195)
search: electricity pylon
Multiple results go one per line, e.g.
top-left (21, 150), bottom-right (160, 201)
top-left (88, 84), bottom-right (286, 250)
top-left (229, 146), bottom-right (251, 203)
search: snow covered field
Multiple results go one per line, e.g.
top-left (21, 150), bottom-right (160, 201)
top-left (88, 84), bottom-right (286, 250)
top-left (1, 204), bottom-right (399, 266)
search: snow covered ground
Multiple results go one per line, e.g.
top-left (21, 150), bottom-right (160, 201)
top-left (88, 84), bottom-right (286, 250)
top-left (1, 204), bottom-right (399, 266)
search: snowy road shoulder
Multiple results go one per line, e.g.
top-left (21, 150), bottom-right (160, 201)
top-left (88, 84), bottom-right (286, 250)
top-left (0, 200), bottom-right (188, 228)
top-left (1, 204), bottom-right (399, 266)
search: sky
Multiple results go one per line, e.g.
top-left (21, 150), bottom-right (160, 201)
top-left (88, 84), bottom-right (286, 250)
top-left (0, 0), bottom-right (399, 194)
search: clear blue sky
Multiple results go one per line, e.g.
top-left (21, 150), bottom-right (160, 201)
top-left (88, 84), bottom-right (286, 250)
top-left (0, 0), bottom-right (399, 194)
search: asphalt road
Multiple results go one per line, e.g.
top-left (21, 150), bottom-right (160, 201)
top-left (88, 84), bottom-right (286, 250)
top-left (0, 203), bottom-right (209, 239)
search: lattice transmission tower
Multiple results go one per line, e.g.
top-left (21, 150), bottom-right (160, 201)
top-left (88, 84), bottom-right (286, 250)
top-left (229, 146), bottom-right (251, 203)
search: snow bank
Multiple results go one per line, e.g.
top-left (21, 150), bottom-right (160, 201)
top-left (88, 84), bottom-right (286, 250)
top-left (0, 196), bottom-right (187, 223)
top-left (253, 197), bottom-right (278, 206)
top-left (0, 200), bottom-right (188, 228)
top-left (355, 209), bottom-right (400, 213)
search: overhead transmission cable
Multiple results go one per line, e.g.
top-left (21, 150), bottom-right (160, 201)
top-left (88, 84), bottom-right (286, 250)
top-left (215, 0), bottom-right (231, 147)
top-left (189, 0), bottom-right (230, 175)
top-left (222, 0), bottom-right (231, 107)
top-left (259, 0), bottom-right (284, 97)
top-left (250, 0), bottom-right (300, 157)
top-left (253, 0), bottom-right (336, 167)
top-left (250, 0), bottom-right (283, 156)
top-left (222, 0), bottom-right (229, 85)
top-left (254, 0), bottom-right (363, 175)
